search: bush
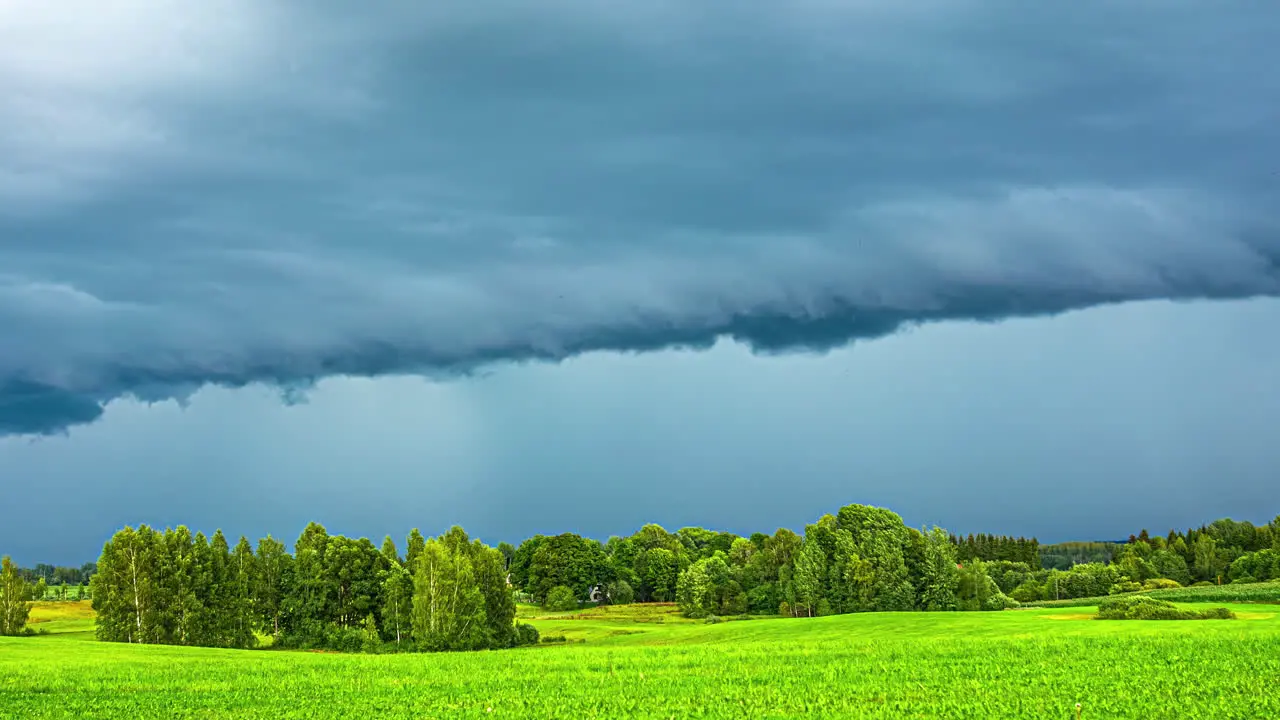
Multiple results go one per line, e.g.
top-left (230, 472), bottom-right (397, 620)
top-left (514, 623), bottom-right (540, 646)
top-left (325, 627), bottom-right (367, 653)
top-left (606, 580), bottom-right (635, 605)
top-left (1096, 596), bottom-right (1234, 621)
top-left (1010, 582), bottom-right (1043, 604)
top-left (1192, 581), bottom-right (1213, 587)
top-left (1143, 578), bottom-right (1182, 591)
top-left (1109, 581), bottom-right (1142, 595)
top-left (544, 585), bottom-right (578, 612)
top-left (1230, 575), bottom-right (1257, 585)
top-left (540, 634), bottom-right (567, 644)
top-left (704, 615), bottom-right (723, 624)
top-left (983, 591), bottom-right (1019, 611)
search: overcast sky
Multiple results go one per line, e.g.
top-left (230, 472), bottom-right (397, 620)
top-left (2, 1), bottom-right (1278, 564)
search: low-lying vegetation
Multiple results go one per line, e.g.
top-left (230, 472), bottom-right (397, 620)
top-left (1095, 596), bottom-right (1234, 620)
top-left (4, 601), bottom-right (1280, 719)
top-left (1025, 579), bottom-right (1280, 609)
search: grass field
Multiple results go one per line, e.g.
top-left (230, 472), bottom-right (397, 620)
top-left (3, 601), bottom-right (1280, 719)
top-left (1024, 579), bottom-right (1280, 608)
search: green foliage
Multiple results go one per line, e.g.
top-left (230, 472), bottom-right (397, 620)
top-left (1095, 595), bottom-right (1235, 620)
top-left (361, 614), bottom-right (381, 653)
top-left (1039, 541), bottom-right (1118, 570)
top-left (380, 561), bottom-right (413, 647)
top-left (410, 533), bottom-right (489, 652)
top-left (0, 556), bottom-right (36, 635)
top-left (544, 586), bottom-right (578, 612)
top-left (919, 527), bottom-right (959, 611)
top-left (526, 534), bottom-right (611, 604)
top-left (957, 558), bottom-right (1017, 611)
top-left (1023, 579), bottom-right (1280, 608)
top-left (514, 622), bottom-right (540, 646)
top-left (676, 554), bottom-right (744, 618)
top-left (605, 580), bottom-right (634, 605)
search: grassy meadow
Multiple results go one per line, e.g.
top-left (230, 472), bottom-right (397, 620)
top-left (3, 600), bottom-right (1280, 719)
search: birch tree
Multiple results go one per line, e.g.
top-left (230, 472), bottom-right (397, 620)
top-left (0, 556), bottom-right (34, 635)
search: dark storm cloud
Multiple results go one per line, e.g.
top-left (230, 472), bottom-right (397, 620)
top-left (2, 0), bottom-right (1279, 435)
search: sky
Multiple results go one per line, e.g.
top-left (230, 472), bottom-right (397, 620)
top-left (2, 1), bottom-right (1279, 565)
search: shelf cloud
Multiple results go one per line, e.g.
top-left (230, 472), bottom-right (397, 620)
top-left (2, 0), bottom-right (1278, 435)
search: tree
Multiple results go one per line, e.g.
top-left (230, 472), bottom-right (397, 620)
top-left (228, 536), bottom-right (258, 648)
top-left (92, 525), bottom-right (161, 643)
top-left (380, 536), bottom-right (401, 567)
top-left (544, 585), bottom-right (578, 612)
top-left (637, 547), bottom-right (679, 602)
top-left (361, 613), bottom-right (381, 653)
top-left (405, 529), bottom-right (426, 573)
top-left (527, 534), bottom-right (611, 604)
top-left (836, 505), bottom-right (915, 611)
top-left (254, 536), bottom-right (291, 640)
top-left (287, 522), bottom-right (332, 641)
top-left (411, 538), bottom-right (487, 651)
top-left (676, 561), bottom-right (712, 618)
top-left (1, 556), bottom-right (35, 635)
top-left (497, 542), bottom-right (516, 571)
top-left (473, 543), bottom-right (516, 647)
top-left (957, 558), bottom-right (1015, 611)
top-left (1194, 534), bottom-right (1221, 583)
top-left (792, 538), bottom-right (826, 617)
top-left (381, 561), bottom-right (413, 648)
top-left (605, 579), bottom-right (635, 605)
top-left (919, 527), bottom-right (959, 611)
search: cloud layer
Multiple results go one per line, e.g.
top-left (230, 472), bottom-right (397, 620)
top-left (3, 0), bottom-right (1279, 434)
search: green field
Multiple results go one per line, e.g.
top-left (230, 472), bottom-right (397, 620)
top-left (3, 601), bottom-right (1279, 719)
top-left (1024, 580), bottom-right (1280, 608)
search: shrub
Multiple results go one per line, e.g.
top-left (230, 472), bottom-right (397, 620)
top-left (1142, 578), bottom-right (1182, 591)
top-left (540, 634), bottom-right (567, 644)
top-left (1109, 581), bottom-right (1142, 595)
top-left (606, 580), bottom-right (635, 605)
top-left (704, 615), bottom-right (723, 624)
top-left (325, 627), bottom-right (367, 653)
top-left (544, 585), bottom-right (578, 612)
top-left (983, 591), bottom-right (1019, 611)
top-left (514, 623), bottom-right (540, 646)
top-left (1095, 596), bottom-right (1234, 621)
top-left (1010, 582), bottom-right (1043, 604)
top-left (1230, 575), bottom-right (1257, 585)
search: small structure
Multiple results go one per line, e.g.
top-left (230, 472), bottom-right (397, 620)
top-left (587, 585), bottom-right (606, 603)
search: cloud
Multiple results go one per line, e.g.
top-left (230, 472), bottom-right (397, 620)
top-left (1, 0), bottom-right (1278, 435)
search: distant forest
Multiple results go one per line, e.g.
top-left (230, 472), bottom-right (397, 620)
top-left (2, 508), bottom-right (1277, 649)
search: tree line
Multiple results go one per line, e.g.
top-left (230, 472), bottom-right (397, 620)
top-left (17, 562), bottom-right (97, 587)
top-left (510, 504), bottom-right (1024, 619)
top-left (89, 523), bottom-right (536, 652)
top-left (5, 505), bottom-right (1278, 643)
